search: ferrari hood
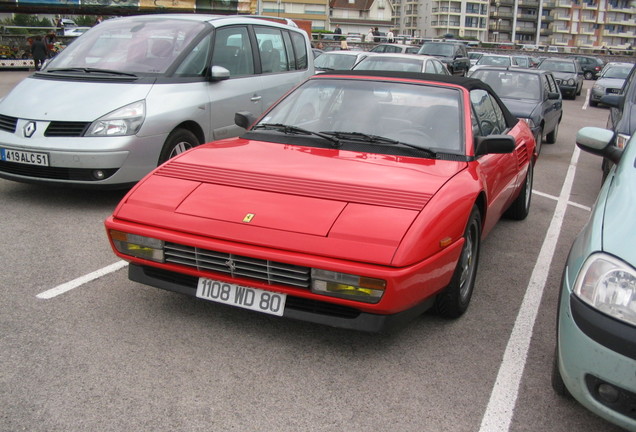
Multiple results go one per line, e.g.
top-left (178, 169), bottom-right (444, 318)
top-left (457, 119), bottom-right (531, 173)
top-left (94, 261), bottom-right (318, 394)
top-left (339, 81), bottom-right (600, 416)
top-left (115, 139), bottom-right (466, 263)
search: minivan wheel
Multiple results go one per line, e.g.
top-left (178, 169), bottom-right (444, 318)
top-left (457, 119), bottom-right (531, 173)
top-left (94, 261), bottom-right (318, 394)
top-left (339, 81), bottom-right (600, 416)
top-left (159, 128), bottom-right (200, 165)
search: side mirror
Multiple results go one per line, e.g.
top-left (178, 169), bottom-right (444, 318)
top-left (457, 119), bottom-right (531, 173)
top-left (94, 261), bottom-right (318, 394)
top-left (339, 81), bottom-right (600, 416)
top-left (547, 91), bottom-right (560, 100)
top-left (209, 65), bottom-right (230, 82)
top-left (235, 111), bottom-right (258, 130)
top-left (575, 127), bottom-right (622, 165)
top-left (474, 134), bottom-right (516, 156)
top-left (600, 94), bottom-right (624, 109)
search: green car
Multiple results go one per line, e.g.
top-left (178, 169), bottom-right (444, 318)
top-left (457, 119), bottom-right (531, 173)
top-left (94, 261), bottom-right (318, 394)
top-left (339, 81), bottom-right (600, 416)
top-left (552, 127), bottom-right (636, 431)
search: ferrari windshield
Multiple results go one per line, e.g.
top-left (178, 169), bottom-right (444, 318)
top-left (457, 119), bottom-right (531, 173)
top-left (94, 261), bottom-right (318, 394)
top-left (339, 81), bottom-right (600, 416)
top-left (45, 17), bottom-right (206, 75)
top-left (257, 78), bottom-right (464, 153)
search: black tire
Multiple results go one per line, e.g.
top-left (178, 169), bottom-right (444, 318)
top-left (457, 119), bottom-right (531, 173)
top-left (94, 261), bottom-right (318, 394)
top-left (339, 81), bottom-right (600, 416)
top-left (551, 347), bottom-right (572, 398)
top-left (504, 161), bottom-right (533, 220)
top-left (158, 128), bottom-right (199, 165)
top-left (534, 127), bottom-right (543, 155)
top-left (584, 71), bottom-right (594, 80)
top-left (435, 206), bottom-right (481, 319)
top-left (589, 98), bottom-right (598, 107)
top-left (546, 120), bottom-right (559, 144)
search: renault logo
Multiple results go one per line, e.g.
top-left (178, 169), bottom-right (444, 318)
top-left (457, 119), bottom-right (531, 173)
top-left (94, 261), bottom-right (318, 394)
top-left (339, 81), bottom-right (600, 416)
top-left (23, 121), bottom-right (36, 138)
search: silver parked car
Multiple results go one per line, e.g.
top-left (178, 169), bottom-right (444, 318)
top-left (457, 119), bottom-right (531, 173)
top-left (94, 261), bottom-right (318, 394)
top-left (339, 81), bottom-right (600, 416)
top-left (0, 14), bottom-right (314, 188)
top-left (589, 62), bottom-right (634, 107)
top-left (352, 53), bottom-right (450, 74)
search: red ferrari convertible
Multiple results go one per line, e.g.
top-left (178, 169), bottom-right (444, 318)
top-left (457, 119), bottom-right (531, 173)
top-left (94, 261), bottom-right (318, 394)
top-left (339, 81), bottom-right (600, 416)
top-left (105, 71), bottom-right (536, 332)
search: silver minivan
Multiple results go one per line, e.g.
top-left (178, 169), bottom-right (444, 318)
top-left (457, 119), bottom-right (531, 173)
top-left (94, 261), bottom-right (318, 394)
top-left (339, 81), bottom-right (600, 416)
top-left (0, 14), bottom-right (314, 187)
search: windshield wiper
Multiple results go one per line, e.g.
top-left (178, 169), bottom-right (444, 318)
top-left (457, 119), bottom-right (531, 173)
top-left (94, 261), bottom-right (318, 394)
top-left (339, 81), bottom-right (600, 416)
top-left (46, 68), bottom-right (138, 77)
top-left (321, 131), bottom-right (437, 156)
top-left (252, 123), bottom-right (341, 147)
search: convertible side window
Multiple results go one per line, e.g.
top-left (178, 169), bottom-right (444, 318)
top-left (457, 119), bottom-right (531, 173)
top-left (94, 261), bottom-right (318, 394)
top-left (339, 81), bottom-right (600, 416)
top-left (470, 89), bottom-right (505, 136)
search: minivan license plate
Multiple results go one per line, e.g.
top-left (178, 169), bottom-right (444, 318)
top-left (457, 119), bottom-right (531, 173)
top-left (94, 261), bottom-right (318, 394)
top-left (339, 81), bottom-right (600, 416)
top-left (196, 278), bottom-right (286, 317)
top-left (1, 148), bottom-right (49, 166)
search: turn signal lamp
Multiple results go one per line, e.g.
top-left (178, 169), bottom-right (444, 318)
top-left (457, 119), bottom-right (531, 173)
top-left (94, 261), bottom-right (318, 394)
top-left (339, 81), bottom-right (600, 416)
top-left (110, 230), bottom-right (164, 262)
top-left (311, 269), bottom-right (385, 303)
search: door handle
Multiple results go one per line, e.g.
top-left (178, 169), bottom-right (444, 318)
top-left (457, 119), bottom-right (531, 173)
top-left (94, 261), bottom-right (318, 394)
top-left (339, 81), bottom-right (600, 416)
top-left (251, 95), bottom-right (262, 102)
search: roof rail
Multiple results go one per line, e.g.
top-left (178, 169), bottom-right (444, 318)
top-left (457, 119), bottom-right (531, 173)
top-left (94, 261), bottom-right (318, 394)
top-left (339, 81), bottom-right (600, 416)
top-left (240, 15), bottom-right (298, 28)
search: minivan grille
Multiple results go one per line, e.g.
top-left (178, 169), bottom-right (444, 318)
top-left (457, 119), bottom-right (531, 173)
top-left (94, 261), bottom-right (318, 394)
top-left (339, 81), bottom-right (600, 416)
top-left (45, 121), bottom-right (91, 137)
top-left (164, 242), bottom-right (311, 289)
top-left (0, 114), bottom-right (18, 133)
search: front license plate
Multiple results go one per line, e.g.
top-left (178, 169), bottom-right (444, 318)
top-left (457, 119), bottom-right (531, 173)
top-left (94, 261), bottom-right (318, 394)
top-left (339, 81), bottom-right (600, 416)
top-left (0, 148), bottom-right (49, 166)
top-left (196, 278), bottom-right (286, 317)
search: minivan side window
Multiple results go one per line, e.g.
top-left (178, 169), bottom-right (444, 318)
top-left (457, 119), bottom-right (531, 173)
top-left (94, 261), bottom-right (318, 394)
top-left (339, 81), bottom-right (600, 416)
top-left (289, 30), bottom-right (309, 70)
top-left (255, 27), bottom-right (289, 73)
top-left (211, 26), bottom-right (255, 77)
top-left (175, 34), bottom-right (212, 76)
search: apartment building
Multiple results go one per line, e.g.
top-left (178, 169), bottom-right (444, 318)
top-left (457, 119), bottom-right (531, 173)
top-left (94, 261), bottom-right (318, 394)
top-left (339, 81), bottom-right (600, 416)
top-left (551, 0), bottom-right (635, 50)
top-left (389, 0), bottom-right (634, 50)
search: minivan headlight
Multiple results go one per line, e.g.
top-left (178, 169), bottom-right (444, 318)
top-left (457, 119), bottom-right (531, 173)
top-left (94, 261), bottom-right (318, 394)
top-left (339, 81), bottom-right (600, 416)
top-left (573, 253), bottom-right (636, 326)
top-left (86, 100), bottom-right (145, 137)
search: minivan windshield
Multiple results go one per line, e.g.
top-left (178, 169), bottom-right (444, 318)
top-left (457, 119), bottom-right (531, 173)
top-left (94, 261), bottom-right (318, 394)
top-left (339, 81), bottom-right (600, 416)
top-left (46, 17), bottom-right (206, 75)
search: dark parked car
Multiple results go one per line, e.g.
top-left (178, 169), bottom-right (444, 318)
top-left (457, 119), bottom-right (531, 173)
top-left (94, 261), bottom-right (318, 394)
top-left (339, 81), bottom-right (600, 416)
top-left (568, 54), bottom-right (605, 80)
top-left (417, 42), bottom-right (470, 76)
top-left (537, 57), bottom-right (584, 99)
top-left (599, 63), bottom-right (636, 178)
top-left (470, 67), bottom-right (562, 154)
top-left (369, 43), bottom-right (421, 54)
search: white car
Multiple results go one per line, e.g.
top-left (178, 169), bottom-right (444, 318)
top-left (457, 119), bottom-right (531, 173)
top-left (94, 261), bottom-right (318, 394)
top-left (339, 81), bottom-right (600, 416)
top-left (468, 54), bottom-right (520, 75)
top-left (64, 26), bottom-right (91, 37)
top-left (352, 53), bottom-right (450, 74)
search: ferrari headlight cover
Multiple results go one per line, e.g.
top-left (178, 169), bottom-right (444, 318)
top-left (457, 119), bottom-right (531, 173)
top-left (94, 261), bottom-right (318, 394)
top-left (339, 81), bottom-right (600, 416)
top-left (311, 269), bottom-right (386, 303)
top-left (110, 230), bottom-right (164, 262)
top-left (573, 253), bottom-right (636, 326)
top-left (520, 118), bottom-right (535, 129)
top-left (86, 100), bottom-right (145, 136)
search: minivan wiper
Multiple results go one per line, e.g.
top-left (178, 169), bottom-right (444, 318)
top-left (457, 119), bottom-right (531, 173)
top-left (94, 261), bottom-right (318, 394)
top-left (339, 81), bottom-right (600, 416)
top-left (321, 131), bottom-right (437, 156)
top-left (252, 123), bottom-right (341, 147)
top-left (46, 68), bottom-right (138, 77)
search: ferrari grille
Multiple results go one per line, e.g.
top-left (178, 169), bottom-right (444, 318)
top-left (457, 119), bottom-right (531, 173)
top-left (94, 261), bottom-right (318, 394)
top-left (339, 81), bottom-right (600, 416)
top-left (0, 114), bottom-right (17, 133)
top-left (164, 243), bottom-right (311, 288)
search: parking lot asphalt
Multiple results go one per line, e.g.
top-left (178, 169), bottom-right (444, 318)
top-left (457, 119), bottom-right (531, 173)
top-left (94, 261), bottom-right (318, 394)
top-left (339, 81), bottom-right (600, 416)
top-left (0, 72), bottom-right (628, 432)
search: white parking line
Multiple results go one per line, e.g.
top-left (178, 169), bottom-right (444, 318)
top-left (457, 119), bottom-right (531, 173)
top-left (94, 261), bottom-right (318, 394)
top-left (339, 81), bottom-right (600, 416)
top-left (582, 88), bottom-right (591, 110)
top-left (533, 190), bottom-right (592, 211)
top-left (479, 146), bottom-right (581, 432)
top-left (36, 260), bottom-right (129, 299)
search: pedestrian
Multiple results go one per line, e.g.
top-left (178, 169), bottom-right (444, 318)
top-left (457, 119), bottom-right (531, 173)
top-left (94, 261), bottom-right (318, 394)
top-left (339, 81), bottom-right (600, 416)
top-left (94, 16), bottom-right (103, 26)
top-left (387, 29), bottom-right (394, 43)
top-left (366, 28), bottom-right (374, 44)
top-left (55, 16), bottom-right (64, 36)
top-left (373, 27), bottom-right (380, 43)
top-left (31, 35), bottom-right (48, 71)
top-left (340, 39), bottom-right (349, 50)
top-left (334, 24), bottom-right (342, 41)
